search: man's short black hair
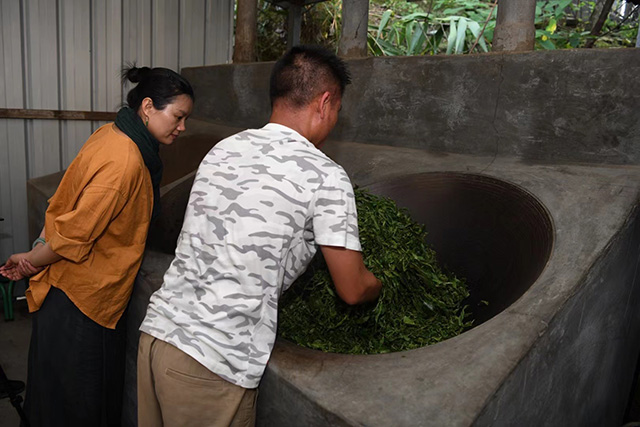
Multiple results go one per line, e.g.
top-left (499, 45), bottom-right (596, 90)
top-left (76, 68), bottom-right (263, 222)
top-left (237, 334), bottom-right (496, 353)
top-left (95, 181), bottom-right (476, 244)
top-left (269, 45), bottom-right (351, 108)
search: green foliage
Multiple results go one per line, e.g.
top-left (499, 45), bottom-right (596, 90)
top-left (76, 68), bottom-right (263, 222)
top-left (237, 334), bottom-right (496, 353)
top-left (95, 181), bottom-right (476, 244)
top-left (367, 0), bottom-right (496, 56)
top-left (278, 188), bottom-right (472, 354)
top-left (256, 0), bottom-right (343, 61)
top-left (255, 0), bottom-right (638, 60)
top-left (534, 0), bottom-right (638, 49)
top-left (256, 0), bottom-right (288, 62)
top-left (367, 0), bottom-right (497, 55)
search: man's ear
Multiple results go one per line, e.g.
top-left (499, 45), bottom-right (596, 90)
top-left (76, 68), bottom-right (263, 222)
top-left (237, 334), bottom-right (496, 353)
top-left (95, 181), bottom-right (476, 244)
top-left (318, 91), bottom-right (331, 119)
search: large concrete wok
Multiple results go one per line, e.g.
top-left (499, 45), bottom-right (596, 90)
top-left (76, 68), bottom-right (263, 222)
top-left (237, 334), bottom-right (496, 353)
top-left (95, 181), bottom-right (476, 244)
top-left (127, 140), bottom-right (640, 426)
top-left (253, 142), bottom-right (640, 426)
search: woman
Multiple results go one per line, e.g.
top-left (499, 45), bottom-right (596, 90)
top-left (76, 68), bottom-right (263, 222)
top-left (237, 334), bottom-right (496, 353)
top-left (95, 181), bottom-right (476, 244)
top-left (0, 66), bottom-right (193, 426)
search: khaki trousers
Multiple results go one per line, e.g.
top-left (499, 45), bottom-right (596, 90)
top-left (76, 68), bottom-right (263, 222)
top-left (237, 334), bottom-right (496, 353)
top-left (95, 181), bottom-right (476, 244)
top-left (137, 332), bottom-right (257, 427)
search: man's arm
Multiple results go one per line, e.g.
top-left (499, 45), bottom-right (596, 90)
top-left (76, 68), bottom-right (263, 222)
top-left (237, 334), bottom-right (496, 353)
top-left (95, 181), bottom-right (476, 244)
top-left (320, 245), bottom-right (382, 305)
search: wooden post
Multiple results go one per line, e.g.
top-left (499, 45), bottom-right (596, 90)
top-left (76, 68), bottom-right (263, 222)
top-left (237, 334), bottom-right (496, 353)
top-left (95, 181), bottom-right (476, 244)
top-left (287, 3), bottom-right (302, 49)
top-left (338, 0), bottom-right (369, 58)
top-left (233, 0), bottom-right (257, 63)
top-left (492, 0), bottom-right (536, 52)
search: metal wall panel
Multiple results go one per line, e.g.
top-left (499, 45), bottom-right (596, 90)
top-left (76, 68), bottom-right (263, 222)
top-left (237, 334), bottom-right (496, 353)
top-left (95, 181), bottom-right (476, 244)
top-left (0, 0), bottom-right (234, 262)
top-left (93, 0), bottom-right (124, 112)
top-left (0, 0), bottom-right (30, 257)
top-left (206, 0), bottom-right (234, 64)
top-left (152, 0), bottom-right (180, 70)
top-left (23, 0), bottom-right (62, 178)
top-left (180, 0), bottom-right (207, 68)
top-left (59, 0), bottom-right (93, 167)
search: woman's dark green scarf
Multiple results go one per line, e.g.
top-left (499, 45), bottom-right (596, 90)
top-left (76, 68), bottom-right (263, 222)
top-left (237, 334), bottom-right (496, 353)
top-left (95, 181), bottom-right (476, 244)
top-left (114, 107), bottom-right (163, 220)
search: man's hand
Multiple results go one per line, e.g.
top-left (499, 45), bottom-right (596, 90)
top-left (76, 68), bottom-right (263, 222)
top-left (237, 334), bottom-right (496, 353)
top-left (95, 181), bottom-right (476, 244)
top-left (320, 245), bottom-right (382, 305)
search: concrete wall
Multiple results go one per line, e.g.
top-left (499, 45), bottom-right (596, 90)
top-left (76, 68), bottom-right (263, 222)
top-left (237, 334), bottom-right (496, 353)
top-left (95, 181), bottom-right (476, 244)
top-left (475, 204), bottom-right (640, 426)
top-left (183, 48), bottom-right (640, 166)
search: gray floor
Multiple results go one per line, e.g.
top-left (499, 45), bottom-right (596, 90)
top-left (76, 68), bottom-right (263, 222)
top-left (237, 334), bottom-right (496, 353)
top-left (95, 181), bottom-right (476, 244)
top-left (0, 295), bottom-right (31, 427)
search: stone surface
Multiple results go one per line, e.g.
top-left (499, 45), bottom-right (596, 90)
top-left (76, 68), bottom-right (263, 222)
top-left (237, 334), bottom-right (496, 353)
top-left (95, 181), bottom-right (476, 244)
top-left (254, 142), bottom-right (640, 426)
top-left (182, 49), bottom-right (640, 165)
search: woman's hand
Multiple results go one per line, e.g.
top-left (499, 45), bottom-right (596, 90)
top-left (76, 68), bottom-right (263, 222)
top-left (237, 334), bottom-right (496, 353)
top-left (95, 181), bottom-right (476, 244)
top-left (0, 252), bottom-right (31, 281)
top-left (18, 259), bottom-right (44, 277)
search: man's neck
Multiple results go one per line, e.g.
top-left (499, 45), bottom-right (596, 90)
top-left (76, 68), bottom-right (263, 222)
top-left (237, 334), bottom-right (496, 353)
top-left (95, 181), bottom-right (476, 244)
top-left (269, 104), bottom-right (320, 147)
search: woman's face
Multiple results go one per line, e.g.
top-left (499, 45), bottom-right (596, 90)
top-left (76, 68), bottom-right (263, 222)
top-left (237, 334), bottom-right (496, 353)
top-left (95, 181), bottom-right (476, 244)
top-left (143, 94), bottom-right (194, 145)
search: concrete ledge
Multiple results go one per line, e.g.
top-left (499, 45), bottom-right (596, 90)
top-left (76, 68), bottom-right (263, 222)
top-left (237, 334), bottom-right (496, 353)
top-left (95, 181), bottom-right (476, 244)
top-left (183, 49), bottom-right (640, 165)
top-left (254, 142), bottom-right (640, 426)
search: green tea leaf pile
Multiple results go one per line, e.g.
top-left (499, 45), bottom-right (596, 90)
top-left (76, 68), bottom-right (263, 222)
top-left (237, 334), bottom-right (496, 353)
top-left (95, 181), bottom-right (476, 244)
top-left (278, 187), bottom-right (472, 354)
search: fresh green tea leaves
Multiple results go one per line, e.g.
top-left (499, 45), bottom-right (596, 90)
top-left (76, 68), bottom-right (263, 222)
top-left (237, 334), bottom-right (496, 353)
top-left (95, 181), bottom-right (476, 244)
top-left (278, 187), bottom-right (473, 354)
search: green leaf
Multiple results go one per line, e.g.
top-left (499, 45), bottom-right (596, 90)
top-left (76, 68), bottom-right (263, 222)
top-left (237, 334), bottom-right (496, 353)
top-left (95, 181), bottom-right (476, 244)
top-left (405, 20), bottom-right (415, 48)
top-left (403, 316), bottom-right (417, 325)
top-left (546, 18), bottom-right (557, 34)
top-left (466, 20), bottom-right (488, 53)
top-left (455, 17), bottom-right (468, 54)
top-left (408, 23), bottom-right (426, 55)
top-left (377, 10), bottom-right (393, 39)
top-left (442, 7), bottom-right (465, 15)
top-left (402, 12), bottom-right (430, 22)
top-left (376, 37), bottom-right (405, 56)
top-left (446, 20), bottom-right (457, 54)
top-left (538, 38), bottom-right (556, 50)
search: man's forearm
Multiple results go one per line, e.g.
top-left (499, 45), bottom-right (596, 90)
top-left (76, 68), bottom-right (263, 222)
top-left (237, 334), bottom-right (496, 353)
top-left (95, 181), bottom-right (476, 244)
top-left (357, 268), bottom-right (382, 303)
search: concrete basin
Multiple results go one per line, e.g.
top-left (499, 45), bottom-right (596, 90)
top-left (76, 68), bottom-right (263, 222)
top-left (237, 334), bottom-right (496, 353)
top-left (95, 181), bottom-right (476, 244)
top-left (254, 143), bottom-right (640, 426)
top-left (366, 171), bottom-right (553, 325)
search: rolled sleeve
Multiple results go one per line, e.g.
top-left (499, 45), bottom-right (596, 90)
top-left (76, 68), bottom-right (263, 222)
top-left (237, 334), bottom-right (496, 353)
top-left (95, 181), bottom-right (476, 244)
top-left (46, 186), bottom-right (126, 263)
top-left (312, 169), bottom-right (361, 252)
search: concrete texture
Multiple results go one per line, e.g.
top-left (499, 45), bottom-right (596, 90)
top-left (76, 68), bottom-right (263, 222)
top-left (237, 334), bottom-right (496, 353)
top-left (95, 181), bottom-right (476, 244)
top-left (182, 48), bottom-right (640, 165)
top-left (254, 143), bottom-right (640, 426)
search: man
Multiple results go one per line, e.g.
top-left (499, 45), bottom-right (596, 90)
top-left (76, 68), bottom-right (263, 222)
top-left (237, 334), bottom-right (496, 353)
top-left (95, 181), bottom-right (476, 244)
top-left (137, 45), bottom-right (382, 426)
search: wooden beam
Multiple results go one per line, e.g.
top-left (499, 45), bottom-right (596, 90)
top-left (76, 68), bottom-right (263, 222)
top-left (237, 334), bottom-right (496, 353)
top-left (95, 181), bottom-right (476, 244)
top-left (233, 0), bottom-right (257, 63)
top-left (492, 0), bottom-right (536, 52)
top-left (287, 4), bottom-right (302, 49)
top-left (0, 108), bottom-right (117, 121)
top-left (338, 0), bottom-right (369, 58)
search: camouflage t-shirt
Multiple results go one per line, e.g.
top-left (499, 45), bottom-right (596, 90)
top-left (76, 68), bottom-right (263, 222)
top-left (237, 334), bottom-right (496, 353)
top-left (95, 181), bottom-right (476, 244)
top-left (140, 123), bottom-right (361, 388)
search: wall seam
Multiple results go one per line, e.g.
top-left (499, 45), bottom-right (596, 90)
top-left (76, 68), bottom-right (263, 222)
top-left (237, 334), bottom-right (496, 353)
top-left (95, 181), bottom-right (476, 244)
top-left (150, 0), bottom-right (154, 67)
top-left (56, 0), bottom-right (64, 170)
top-left (177, 0), bottom-right (182, 71)
top-left (19, 0), bottom-right (30, 179)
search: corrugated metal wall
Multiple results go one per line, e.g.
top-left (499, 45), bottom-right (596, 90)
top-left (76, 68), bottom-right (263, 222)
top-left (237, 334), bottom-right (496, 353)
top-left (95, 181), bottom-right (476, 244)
top-left (0, 0), bottom-right (234, 261)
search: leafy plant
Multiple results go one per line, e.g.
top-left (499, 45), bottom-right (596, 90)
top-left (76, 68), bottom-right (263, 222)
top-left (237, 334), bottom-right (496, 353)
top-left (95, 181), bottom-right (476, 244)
top-left (443, 16), bottom-right (489, 53)
top-left (367, 0), bottom-right (496, 56)
top-left (255, 0), bottom-right (638, 60)
top-left (278, 187), bottom-right (472, 354)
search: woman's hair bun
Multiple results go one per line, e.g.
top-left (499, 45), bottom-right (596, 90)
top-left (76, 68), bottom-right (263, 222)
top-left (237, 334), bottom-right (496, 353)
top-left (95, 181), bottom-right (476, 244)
top-left (122, 65), bottom-right (152, 84)
top-left (122, 64), bottom-right (194, 112)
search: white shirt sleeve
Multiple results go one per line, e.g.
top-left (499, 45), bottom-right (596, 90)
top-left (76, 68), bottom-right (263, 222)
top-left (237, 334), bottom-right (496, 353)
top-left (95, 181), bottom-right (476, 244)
top-left (311, 168), bottom-right (361, 251)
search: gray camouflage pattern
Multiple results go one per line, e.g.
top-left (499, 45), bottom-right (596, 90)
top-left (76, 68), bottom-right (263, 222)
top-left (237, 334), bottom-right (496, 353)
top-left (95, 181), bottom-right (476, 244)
top-left (140, 123), bottom-right (360, 388)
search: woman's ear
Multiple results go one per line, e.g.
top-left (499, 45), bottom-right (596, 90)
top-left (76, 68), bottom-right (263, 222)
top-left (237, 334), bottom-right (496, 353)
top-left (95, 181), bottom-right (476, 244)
top-left (141, 97), bottom-right (154, 116)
